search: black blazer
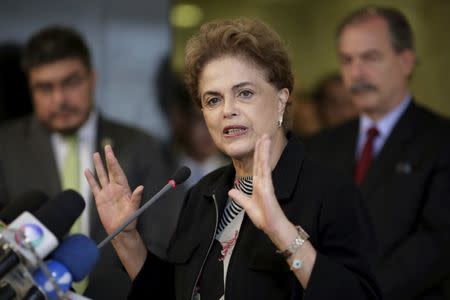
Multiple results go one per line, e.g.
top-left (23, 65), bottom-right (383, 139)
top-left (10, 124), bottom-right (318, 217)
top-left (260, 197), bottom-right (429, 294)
top-left (129, 136), bottom-right (381, 300)
top-left (0, 114), bottom-right (185, 300)
top-left (306, 101), bottom-right (450, 300)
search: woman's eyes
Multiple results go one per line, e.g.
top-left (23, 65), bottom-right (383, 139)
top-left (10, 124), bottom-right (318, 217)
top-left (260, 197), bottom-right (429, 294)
top-left (238, 90), bottom-right (253, 98)
top-left (203, 89), bottom-right (254, 108)
top-left (205, 97), bottom-right (221, 108)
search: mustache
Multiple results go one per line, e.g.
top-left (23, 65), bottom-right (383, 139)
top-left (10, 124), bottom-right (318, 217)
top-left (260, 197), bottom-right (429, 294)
top-left (349, 81), bottom-right (378, 94)
top-left (49, 101), bottom-right (80, 119)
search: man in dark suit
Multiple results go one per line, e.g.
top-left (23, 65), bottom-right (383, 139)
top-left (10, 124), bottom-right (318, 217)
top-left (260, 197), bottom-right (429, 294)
top-left (0, 26), bottom-right (184, 299)
top-left (306, 6), bottom-right (450, 300)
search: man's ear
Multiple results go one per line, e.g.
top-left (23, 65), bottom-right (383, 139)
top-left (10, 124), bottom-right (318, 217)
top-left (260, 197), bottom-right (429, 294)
top-left (399, 49), bottom-right (416, 78)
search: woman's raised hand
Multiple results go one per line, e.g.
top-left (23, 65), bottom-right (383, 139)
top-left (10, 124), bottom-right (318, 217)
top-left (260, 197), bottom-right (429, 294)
top-left (229, 135), bottom-right (316, 287)
top-left (85, 145), bottom-right (143, 235)
top-left (228, 134), bottom-right (288, 237)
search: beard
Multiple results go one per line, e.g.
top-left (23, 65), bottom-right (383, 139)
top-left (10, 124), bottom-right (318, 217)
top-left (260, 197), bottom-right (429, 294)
top-left (42, 108), bottom-right (91, 135)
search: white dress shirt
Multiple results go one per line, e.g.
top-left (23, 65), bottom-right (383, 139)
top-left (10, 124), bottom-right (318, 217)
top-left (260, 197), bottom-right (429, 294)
top-left (356, 95), bottom-right (411, 160)
top-left (51, 111), bottom-right (98, 236)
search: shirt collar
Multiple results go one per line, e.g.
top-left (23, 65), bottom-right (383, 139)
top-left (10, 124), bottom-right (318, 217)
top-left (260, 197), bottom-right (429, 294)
top-left (359, 94), bottom-right (411, 139)
top-left (52, 110), bottom-right (97, 145)
top-left (77, 110), bottom-right (97, 143)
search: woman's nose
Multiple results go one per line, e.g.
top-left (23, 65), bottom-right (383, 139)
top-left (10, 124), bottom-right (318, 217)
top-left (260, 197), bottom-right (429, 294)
top-left (222, 97), bottom-right (238, 118)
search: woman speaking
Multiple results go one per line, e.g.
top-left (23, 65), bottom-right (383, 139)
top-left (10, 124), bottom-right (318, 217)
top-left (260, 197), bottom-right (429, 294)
top-left (85, 18), bottom-right (381, 299)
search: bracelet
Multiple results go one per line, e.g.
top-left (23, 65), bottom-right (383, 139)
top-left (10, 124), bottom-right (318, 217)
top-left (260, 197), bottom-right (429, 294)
top-left (276, 225), bottom-right (309, 259)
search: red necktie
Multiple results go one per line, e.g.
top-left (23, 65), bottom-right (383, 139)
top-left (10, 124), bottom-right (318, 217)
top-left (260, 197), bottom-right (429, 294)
top-left (354, 127), bottom-right (379, 185)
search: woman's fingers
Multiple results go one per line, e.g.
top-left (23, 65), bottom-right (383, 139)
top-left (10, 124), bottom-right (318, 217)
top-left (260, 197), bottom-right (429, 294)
top-left (254, 134), bottom-right (270, 178)
top-left (238, 134), bottom-right (282, 232)
top-left (93, 152), bottom-right (109, 187)
top-left (105, 145), bottom-right (128, 185)
top-left (253, 134), bottom-right (273, 190)
top-left (229, 188), bottom-right (265, 229)
top-left (131, 185), bottom-right (144, 206)
top-left (229, 188), bottom-right (251, 211)
top-left (85, 168), bottom-right (101, 197)
top-left (260, 135), bottom-right (271, 179)
top-left (253, 137), bottom-right (261, 178)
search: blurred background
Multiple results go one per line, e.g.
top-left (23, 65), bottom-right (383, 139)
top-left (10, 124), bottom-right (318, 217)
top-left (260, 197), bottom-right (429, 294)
top-left (1, 0), bottom-right (449, 139)
top-left (0, 0), bottom-right (171, 137)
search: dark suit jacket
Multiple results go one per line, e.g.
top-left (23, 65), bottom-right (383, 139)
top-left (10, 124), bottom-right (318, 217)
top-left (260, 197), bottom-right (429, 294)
top-left (305, 101), bottom-right (450, 300)
top-left (0, 114), bottom-right (185, 299)
top-left (129, 135), bottom-right (381, 300)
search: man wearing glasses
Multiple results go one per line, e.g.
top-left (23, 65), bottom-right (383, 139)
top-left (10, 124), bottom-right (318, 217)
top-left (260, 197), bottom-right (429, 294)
top-left (0, 26), bottom-right (182, 299)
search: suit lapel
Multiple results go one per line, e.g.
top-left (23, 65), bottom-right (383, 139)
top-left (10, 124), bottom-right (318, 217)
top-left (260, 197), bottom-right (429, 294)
top-left (338, 120), bottom-right (359, 178)
top-left (206, 164), bottom-right (236, 217)
top-left (28, 117), bottom-right (61, 197)
top-left (272, 135), bottom-right (305, 202)
top-left (96, 116), bottom-right (115, 152)
top-left (360, 102), bottom-right (416, 198)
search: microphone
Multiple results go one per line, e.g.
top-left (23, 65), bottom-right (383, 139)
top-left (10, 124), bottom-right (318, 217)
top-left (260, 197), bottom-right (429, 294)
top-left (50, 234), bottom-right (99, 282)
top-left (0, 190), bottom-right (85, 298)
top-left (29, 234), bottom-right (98, 300)
top-left (0, 190), bottom-right (48, 224)
top-left (31, 259), bottom-right (73, 300)
top-left (0, 283), bottom-right (16, 300)
top-left (32, 190), bottom-right (86, 241)
top-left (0, 190), bottom-right (85, 277)
top-left (97, 166), bottom-right (190, 248)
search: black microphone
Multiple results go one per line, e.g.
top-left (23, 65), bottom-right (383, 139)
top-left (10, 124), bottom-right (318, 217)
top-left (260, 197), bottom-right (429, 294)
top-left (97, 166), bottom-right (190, 248)
top-left (0, 190), bottom-right (85, 298)
top-left (33, 189), bottom-right (85, 241)
top-left (0, 283), bottom-right (16, 300)
top-left (0, 190), bottom-right (48, 224)
top-left (0, 190), bottom-right (85, 275)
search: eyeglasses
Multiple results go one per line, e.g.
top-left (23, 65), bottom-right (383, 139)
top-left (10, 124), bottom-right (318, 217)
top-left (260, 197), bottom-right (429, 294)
top-left (31, 72), bottom-right (88, 97)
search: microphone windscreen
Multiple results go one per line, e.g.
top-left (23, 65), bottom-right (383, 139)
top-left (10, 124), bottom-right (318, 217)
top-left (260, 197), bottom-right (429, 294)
top-left (32, 259), bottom-right (72, 297)
top-left (34, 190), bottom-right (85, 240)
top-left (50, 234), bottom-right (99, 282)
top-left (172, 166), bottom-right (191, 184)
top-left (0, 190), bottom-right (48, 224)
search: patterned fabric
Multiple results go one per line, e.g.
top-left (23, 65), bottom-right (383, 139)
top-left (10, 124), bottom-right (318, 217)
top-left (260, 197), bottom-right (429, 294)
top-left (216, 176), bottom-right (252, 235)
top-left (197, 176), bottom-right (253, 300)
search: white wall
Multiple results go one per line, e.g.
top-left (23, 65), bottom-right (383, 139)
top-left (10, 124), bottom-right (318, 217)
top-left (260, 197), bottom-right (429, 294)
top-left (0, 0), bottom-right (171, 138)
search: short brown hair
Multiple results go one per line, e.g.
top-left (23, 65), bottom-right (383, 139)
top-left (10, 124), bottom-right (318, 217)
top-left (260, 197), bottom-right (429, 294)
top-left (22, 25), bottom-right (92, 73)
top-left (184, 18), bottom-right (294, 107)
top-left (337, 5), bottom-right (414, 53)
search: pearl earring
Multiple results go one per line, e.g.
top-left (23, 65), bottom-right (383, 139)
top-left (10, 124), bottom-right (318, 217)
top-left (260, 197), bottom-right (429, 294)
top-left (277, 116), bottom-right (283, 128)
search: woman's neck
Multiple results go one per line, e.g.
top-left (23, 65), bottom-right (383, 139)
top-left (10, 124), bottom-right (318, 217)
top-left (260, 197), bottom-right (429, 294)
top-left (232, 132), bottom-right (287, 177)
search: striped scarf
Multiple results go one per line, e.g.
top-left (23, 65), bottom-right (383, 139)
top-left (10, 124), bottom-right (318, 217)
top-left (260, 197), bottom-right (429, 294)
top-left (216, 176), bottom-right (252, 235)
